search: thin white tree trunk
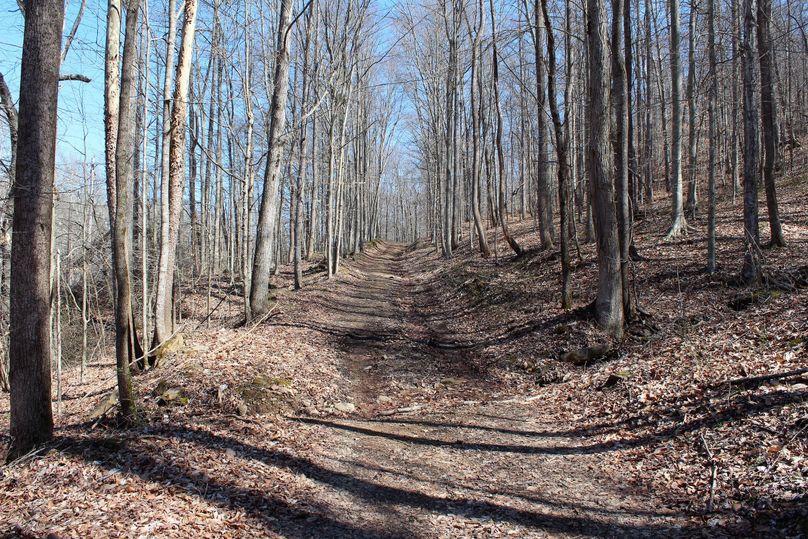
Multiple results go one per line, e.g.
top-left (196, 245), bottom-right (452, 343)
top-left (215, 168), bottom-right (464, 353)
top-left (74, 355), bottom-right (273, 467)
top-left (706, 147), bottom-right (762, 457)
top-left (153, 0), bottom-right (198, 346)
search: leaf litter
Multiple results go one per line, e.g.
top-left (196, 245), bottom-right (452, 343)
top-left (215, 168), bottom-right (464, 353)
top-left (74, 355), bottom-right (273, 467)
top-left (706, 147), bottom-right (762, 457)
top-left (1, 169), bottom-right (807, 537)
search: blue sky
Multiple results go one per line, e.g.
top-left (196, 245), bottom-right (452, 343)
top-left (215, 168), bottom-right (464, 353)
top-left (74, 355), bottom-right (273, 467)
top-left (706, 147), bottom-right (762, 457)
top-left (0, 0), bottom-right (411, 174)
top-left (1, 0), bottom-right (108, 167)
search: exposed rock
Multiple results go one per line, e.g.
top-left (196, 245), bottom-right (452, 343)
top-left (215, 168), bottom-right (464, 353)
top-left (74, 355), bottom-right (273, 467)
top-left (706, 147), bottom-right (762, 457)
top-left (154, 333), bottom-right (186, 367)
top-left (89, 390), bottom-right (118, 419)
top-left (599, 370), bottom-right (631, 389)
top-left (560, 345), bottom-right (613, 366)
top-left (379, 405), bottom-right (422, 416)
top-left (157, 387), bottom-right (188, 406)
top-left (334, 402), bottom-right (356, 413)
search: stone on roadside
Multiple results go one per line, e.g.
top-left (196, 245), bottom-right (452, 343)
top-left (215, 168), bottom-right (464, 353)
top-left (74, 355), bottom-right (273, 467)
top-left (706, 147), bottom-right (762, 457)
top-left (334, 402), bottom-right (356, 413)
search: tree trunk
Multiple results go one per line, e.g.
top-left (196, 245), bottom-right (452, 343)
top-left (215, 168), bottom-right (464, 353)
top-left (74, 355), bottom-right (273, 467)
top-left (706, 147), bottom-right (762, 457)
top-left (624, 0), bottom-right (638, 211)
top-left (731, 0), bottom-right (741, 197)
top-left (643, 0), bottom-right (654, 203)
top-left (532, 0), bottom-right (554, 249)
top-left (490, 0), bottom-right (522, 256)
top-left (667, 0), bottom-right (687, 238)
top-left (104, 0), bottom-right (146, 424)
top-left (0, 73), bottom-right (18, 185)
top-left (741, 0), bottom-right (761, 283)
top-left (685, 2), bottom-right (698, 218)
top-left (587, 0), bottom-right (624, 337)
top-left (294, 5), bottom-right (315, 289)
top-left (540, 0), bottom-right (571, 308)
top-left (611, 0), bottom-right (635, 321)
top-left (757, 0), bottom-right (785, 247)
top-left (469, 0), bottom-right (490, 257)
top-left (7, 0), bottom-right (65, 460)
top-left (306, 112), bottom-right (319, 259)
top-left (152, 0), bottom-right (176, 346)
top-left (153, 0), bottom-right (199, 345)
top-left (250, 0), bottom-right (294, 317)
top-left (241, 25), bottom-right (255, 317)
top-left (0, 73), bottom-right (18, 393)
top-left (706, 0), bottom-right (717, 273)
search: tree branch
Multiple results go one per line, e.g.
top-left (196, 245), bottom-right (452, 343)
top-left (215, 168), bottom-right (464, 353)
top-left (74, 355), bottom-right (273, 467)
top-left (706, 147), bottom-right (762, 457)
top-left (59, 74), bottom-right (92, 83)
top-left (61, 0), bottom-right (88, 64)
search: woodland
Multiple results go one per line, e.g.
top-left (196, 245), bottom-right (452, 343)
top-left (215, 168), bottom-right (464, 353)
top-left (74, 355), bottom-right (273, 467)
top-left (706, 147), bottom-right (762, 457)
top-left (0, 0), bottom-right (806, 536)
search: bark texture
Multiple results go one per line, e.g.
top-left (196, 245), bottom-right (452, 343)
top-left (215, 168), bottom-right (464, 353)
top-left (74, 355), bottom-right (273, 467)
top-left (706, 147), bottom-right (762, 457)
top-left (666, 0), bottom-right (687, 238)
top-left (8, 0), bottom-right (65, 460)
top-left (586, 0), bottom-right (624, 337)
top-left (153, 0), bottom-right (199, 343)
top-left (741, 0), bottom-right (761, 283)
top-left (757, 0), bottom-right (785, 247)
top-left (250, 0), bottom-right (295, 317)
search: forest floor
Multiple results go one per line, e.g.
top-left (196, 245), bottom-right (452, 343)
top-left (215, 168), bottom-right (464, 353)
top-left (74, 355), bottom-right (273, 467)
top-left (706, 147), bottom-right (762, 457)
top-left (1, 170), bottom-right (808, 538)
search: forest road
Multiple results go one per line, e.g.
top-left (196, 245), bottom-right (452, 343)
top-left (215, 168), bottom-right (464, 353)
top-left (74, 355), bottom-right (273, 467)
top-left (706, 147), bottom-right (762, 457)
top-left (287, 242), bottom-right (696, 538)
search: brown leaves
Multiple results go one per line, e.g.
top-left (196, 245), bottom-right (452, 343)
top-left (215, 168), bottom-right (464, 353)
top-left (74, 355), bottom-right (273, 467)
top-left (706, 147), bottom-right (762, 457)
top-left (2, 174), bottom-right (808, 536)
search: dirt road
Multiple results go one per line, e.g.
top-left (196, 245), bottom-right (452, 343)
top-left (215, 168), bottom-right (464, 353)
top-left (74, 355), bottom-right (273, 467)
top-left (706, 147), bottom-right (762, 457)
top-left (0, 242), bottom-right (702, 539)
top-left (280, 242), bottom-right (695, 538)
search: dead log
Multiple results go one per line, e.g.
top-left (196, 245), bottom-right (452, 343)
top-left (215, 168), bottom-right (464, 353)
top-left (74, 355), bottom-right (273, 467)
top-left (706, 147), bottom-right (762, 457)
top-left (560, 345), bottom-right (613, 366)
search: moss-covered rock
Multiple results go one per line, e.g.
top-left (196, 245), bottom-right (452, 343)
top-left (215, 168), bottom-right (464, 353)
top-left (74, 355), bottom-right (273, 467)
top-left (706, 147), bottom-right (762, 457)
top-left (157, 387), bottom-right (189, 406)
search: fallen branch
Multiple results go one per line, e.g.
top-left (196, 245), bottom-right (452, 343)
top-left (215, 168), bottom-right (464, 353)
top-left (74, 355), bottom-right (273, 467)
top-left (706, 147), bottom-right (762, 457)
top-left (720, 367), bottom-right (808, 390)
top-left (378, 405), bottom-right (423, 416)
top-left (2, 443), bottom-right (52, 468)
top-left (217, 413), bottom-right (262, 425)
top-left (700, 433), bottom-right (718, 513)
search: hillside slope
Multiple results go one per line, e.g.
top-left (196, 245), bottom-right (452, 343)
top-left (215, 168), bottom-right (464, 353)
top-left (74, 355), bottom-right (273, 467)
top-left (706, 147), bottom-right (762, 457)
top-left (1, 174), bottom-right (806, 537)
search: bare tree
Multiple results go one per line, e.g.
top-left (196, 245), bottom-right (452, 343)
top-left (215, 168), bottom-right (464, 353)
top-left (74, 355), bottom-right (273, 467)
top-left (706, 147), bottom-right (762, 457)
top-left (730, 0), bottom-right (741, 197)
top-left (105, 0), bottom-right (145, 423)
top-left (587, 0), bottom-right (624, 337)
top-left (153, 0), bottom-right (199, 344)
top-left (7, 0), bottom-right (65, 460)
top-left (611, 0), bottom-right (635, 320)
top-left (741, 0), bottom-right (761, 283)
top-left (467, 0), bottom-right (490, 257)
top-left (706, 0), bottom-right (717, 273)
top-left (152, 0), bottom-right (177, 339)
top-left (667, 0), bottom-right (687, 238)
top-left (540, 0), bottom-right (571, 307)
top-left (0, 75), bottom-right (18, 186)
top-left (757, 0), bottom-right (784, 247)
top-left (293, 2), bottom-right (316, 289)
top-left (250, 0), bottom-right (295, 317)
top-left (489, 0), bottom-right (523, 256)
top-left (531, 0), bottom-right (554, 249)
top-left (685, 1), bottom-right (698, 217)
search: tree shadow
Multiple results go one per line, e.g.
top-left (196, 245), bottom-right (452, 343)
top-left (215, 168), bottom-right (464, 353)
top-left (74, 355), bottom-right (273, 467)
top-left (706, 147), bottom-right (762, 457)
top-left (420, 308), bottom-right (589, 351)
top-left (560, 383), bottom-right (806, 445)
top-left (57, 426), bottom-right (706, 538)
top-left (329, 454), bottom-right (680, 520)
top-left (292, 386), bottom-right (805, 457)
top-left (56, 433), bottom-right (410, 539)
top-left (361, 416), bottom-right (560, 438)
